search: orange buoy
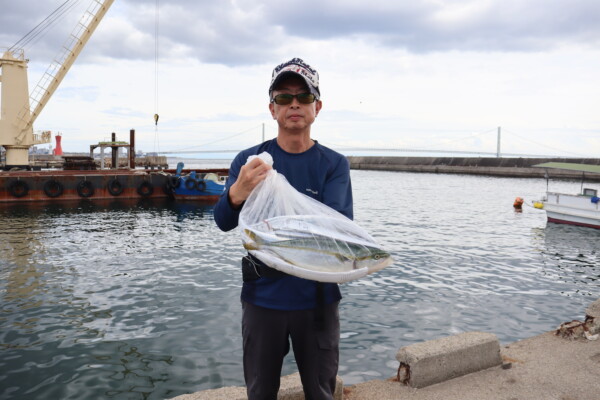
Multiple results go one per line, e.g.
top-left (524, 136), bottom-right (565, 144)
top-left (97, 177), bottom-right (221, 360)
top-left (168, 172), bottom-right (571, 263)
top-left (513, 197), bottom-right (524, 209)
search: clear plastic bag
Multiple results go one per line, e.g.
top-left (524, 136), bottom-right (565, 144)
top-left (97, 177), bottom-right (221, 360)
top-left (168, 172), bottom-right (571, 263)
top-left (239, 152), bottom-right (392, 283)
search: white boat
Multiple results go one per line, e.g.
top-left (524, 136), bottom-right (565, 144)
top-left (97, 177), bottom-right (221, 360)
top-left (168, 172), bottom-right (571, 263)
top-left (534, 162), bottom-right (600, 229)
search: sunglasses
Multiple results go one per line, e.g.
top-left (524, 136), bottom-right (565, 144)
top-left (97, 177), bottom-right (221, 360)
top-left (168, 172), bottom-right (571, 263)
top-left (271, 93), bottom-right (316, 105)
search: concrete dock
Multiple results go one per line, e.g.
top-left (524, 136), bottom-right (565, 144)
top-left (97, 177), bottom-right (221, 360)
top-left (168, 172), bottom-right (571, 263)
top-left (347, 156), bottom-right (600, 181)
top-left (172, 299), bottom-right (600, 400)
top-left (344, 330), bottom-right (600, 400)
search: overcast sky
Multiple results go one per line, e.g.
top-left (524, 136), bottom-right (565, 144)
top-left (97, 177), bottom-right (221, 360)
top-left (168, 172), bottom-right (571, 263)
top-left (1, 0), bottom-right (599, 157)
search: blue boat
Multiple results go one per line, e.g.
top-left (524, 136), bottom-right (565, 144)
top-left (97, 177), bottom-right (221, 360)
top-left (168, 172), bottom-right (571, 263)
top-left (168, 162), bottom-right (227, 202)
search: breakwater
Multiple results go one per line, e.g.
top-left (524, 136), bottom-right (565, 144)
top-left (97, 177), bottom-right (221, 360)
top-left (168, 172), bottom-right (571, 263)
top-left (347, 156), bottom-right (600, 181)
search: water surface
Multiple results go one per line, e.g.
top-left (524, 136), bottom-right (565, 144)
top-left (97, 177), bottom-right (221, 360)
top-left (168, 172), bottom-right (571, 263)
top-left (1, 168), bottom-right (599, 399)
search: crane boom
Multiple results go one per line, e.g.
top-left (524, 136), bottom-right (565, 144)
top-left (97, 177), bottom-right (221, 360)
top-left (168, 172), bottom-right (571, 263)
top-left (21, 0), bottom-right (115, 134)
top-left (0, 0), bottom-right (114, 168)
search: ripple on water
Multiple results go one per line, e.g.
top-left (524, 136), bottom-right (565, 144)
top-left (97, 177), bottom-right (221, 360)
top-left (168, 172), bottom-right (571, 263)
top-left (1, 172), bottom-right (599, 398)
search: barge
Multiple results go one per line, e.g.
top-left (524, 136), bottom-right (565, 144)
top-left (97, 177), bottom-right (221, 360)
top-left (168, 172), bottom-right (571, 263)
top-left (0, 166), bottom-right (228, 203)
top-left (1, 128), bottom-right (228, 203)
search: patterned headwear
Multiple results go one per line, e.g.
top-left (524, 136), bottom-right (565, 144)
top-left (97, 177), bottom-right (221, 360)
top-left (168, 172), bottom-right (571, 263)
top-left (269, 58), bottom-right (320, 99)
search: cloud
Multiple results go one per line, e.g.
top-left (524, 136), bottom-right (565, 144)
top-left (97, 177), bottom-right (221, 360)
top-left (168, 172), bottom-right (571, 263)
top-left (263, 0), bottom-right (600, 53)
top-left (0, 1), bottom-right (87, 60)
top-left (3, 0), bottom-right (600, 67)
top-left (3, 0), bottom-right (599, 157)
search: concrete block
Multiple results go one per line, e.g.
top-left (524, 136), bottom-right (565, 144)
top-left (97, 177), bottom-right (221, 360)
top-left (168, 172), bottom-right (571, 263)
top-left (395, 331), bottom-right (502, 388)
top-left (169, 373), bottom-right (343, 400)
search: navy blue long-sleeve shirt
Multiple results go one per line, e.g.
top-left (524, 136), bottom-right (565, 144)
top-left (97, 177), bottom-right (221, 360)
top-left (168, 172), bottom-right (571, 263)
top-left (213, 139), bottom-right (353, 310)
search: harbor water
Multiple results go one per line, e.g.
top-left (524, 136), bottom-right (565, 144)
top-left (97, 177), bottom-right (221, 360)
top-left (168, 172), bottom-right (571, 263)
top-left (1, 160), bottom-right (599, 399)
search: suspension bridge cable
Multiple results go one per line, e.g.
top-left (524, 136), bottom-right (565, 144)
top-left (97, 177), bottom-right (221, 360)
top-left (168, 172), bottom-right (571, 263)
top-left (166, 125), bottom-right (263, 152)
top-left (324, 127), bottom-right (498, 151)
top-left (502, 128), bottom-right (588, 157)
top-left (189, 125), bottom-right (262, 148)
top-left (418, 128), bottom-right (497, 150)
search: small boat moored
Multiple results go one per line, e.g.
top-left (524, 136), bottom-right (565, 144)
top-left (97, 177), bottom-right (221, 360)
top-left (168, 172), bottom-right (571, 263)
top-left (168, 162), bottom-right (227, 202)
top-left (534, 162), bottom-right (600, 230)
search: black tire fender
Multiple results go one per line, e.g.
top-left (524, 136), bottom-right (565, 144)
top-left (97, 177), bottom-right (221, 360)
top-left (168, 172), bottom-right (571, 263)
top-left (77, 180), bottom-right (94, 198)
top-left (7, 180), bottom-right (29, 198)
top-left (137, 181), bottom-right (154, 197)
top-left (107, 178), bottom-right (123, 196)
top-left (43, 179), bottom-right (64, 198)
top-left (184, 178), bottom-right (197, 190)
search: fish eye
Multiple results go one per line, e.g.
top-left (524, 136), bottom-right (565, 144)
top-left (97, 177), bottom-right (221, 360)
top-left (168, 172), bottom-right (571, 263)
top-left (374, 254), bottom-right (381, 260)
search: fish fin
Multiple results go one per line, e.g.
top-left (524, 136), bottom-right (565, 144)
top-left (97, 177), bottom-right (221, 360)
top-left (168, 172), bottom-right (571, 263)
top-left (243, 242), bottom-right (259, 251)
top-left (244, 229), bottom-right (257, 242)
top-left (243, 229), bottom-right (261, 251)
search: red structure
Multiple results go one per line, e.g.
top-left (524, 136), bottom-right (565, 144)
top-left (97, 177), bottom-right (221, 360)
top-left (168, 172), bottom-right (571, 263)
top-left (53, 134), bottom-right (63, 156)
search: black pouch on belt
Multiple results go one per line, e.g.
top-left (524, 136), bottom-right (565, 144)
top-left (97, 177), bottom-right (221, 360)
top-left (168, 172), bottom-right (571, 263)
top-left (241, 254), bottom-right (289, 282)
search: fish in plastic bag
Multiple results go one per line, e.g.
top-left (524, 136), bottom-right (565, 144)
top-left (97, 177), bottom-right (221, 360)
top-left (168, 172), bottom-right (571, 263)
top-left (239, 152), bottom-right (392, 283)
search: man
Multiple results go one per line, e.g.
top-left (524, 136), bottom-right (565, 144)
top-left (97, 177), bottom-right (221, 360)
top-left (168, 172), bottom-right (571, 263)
top-left (213, 58), bottom-right (353, 400)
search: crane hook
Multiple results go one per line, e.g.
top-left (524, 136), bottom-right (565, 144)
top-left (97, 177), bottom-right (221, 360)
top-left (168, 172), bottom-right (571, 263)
top-left (154, 113), bottom-right (159, 126)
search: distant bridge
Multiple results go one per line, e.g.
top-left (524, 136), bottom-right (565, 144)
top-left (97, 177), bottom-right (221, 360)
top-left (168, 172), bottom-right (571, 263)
top-left (153, 126), bottom-right (583, 159)
top-left (156, 147), bottom-right (559, 158)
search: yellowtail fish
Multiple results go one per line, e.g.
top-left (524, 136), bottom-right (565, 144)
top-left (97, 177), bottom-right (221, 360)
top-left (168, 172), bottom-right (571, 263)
top-left (243, 228), bottom-right (392, 274)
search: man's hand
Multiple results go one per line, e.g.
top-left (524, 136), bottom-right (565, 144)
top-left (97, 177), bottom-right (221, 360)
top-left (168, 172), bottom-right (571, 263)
top-left (228, 158), bottom-right (272, 209)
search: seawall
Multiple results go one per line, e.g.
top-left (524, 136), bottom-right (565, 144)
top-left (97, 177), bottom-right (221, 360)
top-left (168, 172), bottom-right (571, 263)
top-left (347, 156), bottom-right (600, 181)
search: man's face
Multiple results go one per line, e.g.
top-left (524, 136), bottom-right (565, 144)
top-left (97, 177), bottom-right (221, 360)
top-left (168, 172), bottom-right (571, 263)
top-left (269, 75), bottom-right (322, 133)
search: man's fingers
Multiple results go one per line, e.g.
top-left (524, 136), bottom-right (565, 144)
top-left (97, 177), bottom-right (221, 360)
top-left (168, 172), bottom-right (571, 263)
top-left (229, 158), bottom-right (272, 207)
top-left (243, 159), bottom-right (271, 181)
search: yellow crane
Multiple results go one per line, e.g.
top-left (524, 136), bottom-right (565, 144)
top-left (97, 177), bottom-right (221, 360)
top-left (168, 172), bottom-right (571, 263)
top-left (0, 0), bottom-right (114, 169)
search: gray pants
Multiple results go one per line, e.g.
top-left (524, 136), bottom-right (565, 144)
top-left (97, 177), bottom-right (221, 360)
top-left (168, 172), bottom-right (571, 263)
top-left (241, 301), bottom-right (340, 400)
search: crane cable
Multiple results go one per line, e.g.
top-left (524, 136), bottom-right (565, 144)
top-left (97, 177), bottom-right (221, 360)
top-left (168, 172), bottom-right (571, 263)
top-left (10, 0), bottom-right (83, 52)
top-left (153, 0), bottom-right (160, 153)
